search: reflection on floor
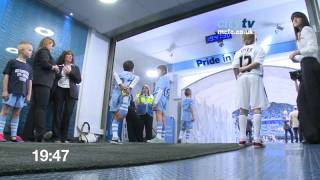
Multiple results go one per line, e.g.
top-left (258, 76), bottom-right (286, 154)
top-left (2, 144), bottom-right (320, 180)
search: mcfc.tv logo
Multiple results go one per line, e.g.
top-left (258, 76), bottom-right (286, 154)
top-left (217, 18), bottom-right (255, 34)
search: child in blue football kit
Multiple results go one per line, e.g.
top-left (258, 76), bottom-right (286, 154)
top-left (178, 88), bottom-right (195, 143)
top-left (109, 60), bottom-right (139, 143)
top-left (148, 65), bottom-right (170, 143)
top-left (0, 42), bottom-right (33, 142)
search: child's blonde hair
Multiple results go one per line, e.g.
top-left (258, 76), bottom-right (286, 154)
top-left (17, 41), bottom-right (32, 55)
top-left (242, 31), bottom-right (255, 45)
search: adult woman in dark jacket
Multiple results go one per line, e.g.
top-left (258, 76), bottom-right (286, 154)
top-left (289, 12), bottom-right (320, 143)
top-left (52, 50), bottom-right (81, 143)
top-left (23, 37), bottom-right (59, 142)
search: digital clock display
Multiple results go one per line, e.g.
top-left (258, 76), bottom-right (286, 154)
top-left (32, 149), bottom-right (69, 162)
top-left (205, 33), bottom-right (232, 44)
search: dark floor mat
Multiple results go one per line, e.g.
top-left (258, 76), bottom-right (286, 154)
top-left (0, 143), bottom-right (241, 176)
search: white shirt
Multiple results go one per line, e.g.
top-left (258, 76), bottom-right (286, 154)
top-left (113, 71), bottom-right (140, 89)
top-left (58, 65), bottom-right (71, 88)
top-left (289, 110), bottom-right (299, 128)
top-left (294, 26), bottom-right (319, 62)
top-left (232, 44), bottom-right (265, 76)
top-left (283, 110), bottom-right (289, 121)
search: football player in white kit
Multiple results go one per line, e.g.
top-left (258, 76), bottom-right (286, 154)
top-left (232, 32), bottom-right (269, 148)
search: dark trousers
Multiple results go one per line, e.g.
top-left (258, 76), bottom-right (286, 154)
top-left (292, 127), bottom-right (302, 143)
top-left (126, 107), bottom-right (139, 142)
top-left (299, 126), bottom-right (304, 142)
top-left (53, 87), bottom-right (75, 141)
top-left (246, 130), bottom-right (252, 143)
top-left (138, 114), bottom-right (153, 141)
top-left (22, 85), bottom-right (51, 141)
top-left (285, 128), bottom-right (293, 143)
top-left (297, 58), bottom-right (320, 143)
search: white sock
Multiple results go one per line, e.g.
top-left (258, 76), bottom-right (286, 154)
top-left (179, 130), bottom-right (184, 139)
top-left (239, 115), bottom-right (247, 141)
top-left (156, 122), bottom-right (163, 139)
top-left (253, 114), bottom-right (262, 142)
top-left (162, 126), bottom-right (166, 139)
top-left (112, 120), bottom-right (119, 139)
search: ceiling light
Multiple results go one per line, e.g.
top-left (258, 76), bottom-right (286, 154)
top-left (99, 0), bottom-right (118, 4)
top-left (260, 35), bottom-right (273, 53)
top-left (146, 70), bottom-right (159, 78)
top-left (69, 12), bottom-right (74, 16)
top-left (5, 47), bottom-right (18, 54)
top-left (34, 26), bottom-right (55, 37)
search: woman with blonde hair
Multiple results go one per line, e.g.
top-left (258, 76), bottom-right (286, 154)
top-left (23, 37), bottom-right (59, 142)
top-left (135, 84), bottom-right (154, 141)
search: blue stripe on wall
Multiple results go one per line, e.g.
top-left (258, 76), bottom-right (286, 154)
top-left (168, 40), bottom-right (296, 72)
top-left (168, 60), bottom-right (194, 72)
top-left (267, 40), bottom-right (296, 55)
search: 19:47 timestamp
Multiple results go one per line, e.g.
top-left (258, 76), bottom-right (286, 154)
top-left (32, 149), bottom-right (69, 162)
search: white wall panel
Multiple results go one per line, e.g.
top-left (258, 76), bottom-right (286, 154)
top-left (74, 30), bottom-right (109, 136)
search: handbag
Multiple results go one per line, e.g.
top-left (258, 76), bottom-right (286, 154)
top-left (78, 122), bottom-right (97, 143)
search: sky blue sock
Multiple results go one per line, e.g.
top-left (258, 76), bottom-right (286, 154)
top-left (112, 120), bottom-right (119, 139)
top-left (0, 114), bottom-right (7, 134)
top-left (11, 117), bottom-right (19, 137)
top-left (156, 121), bottom-right (163, 139)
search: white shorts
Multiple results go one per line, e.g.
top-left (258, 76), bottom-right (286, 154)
top-left (237, 73), bottom-right (269, 110)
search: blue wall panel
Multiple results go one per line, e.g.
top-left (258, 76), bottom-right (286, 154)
top-left (0, 0), bottom-right (88, 139)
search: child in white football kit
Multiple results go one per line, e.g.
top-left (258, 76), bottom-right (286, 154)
top-left (232, 32), bottom-right (269, 148)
